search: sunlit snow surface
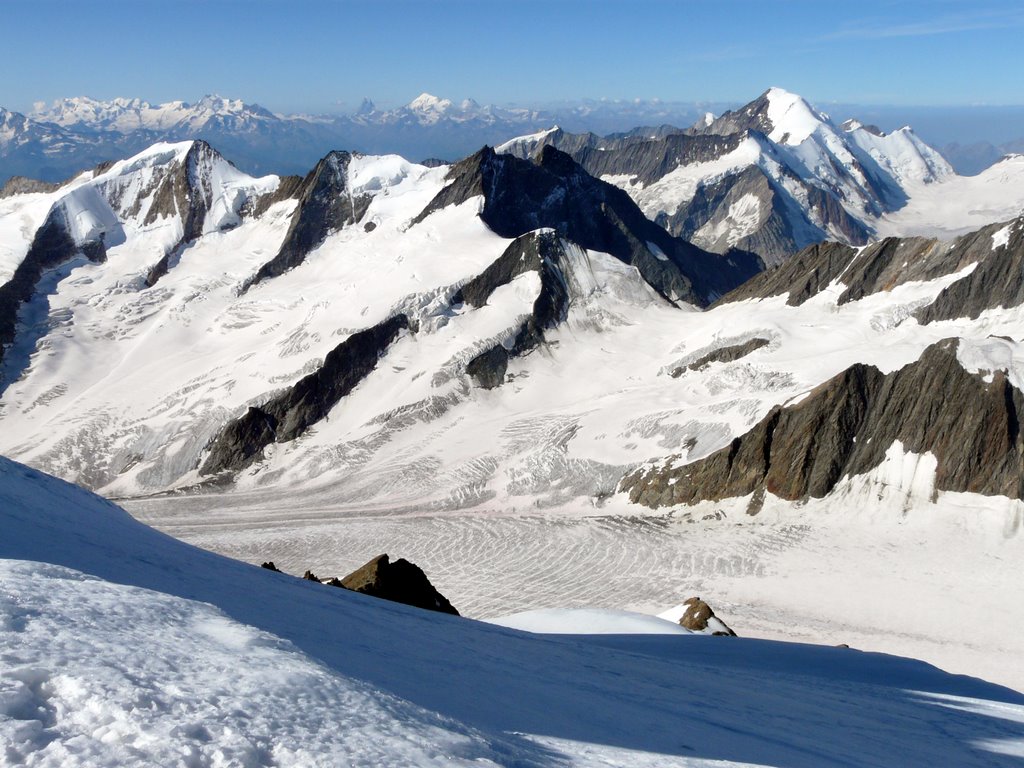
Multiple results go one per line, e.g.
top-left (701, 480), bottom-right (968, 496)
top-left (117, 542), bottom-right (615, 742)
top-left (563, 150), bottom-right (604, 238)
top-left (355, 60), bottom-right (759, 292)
top-left (876, 154), bottom-right (1024, 238)
top-left (3, 141), bottom-right (1024, 700)
top-left (3, 456), bottom-right (1024, 767)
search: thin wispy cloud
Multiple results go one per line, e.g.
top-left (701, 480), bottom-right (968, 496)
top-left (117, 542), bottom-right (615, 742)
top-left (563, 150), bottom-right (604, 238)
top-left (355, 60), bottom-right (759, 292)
top-left (826, 10), bottom-right (1024, 40)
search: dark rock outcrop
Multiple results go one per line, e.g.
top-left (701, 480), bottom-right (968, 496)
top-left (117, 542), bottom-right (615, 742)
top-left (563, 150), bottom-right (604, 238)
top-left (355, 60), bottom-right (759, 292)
top-left (457, 229), bottom-right (572, 347)
top-left (679, 597), bottom-right (736, 636)
top-left (456, 229), bottom-right (614, 388)
top-left (200, 314), bottom-right (409, 475)
top-left (260, 561), bottom-right (281, 572)
top-left (247, 151), bottom-right (370, 287)
top-left (340, 553), bottom-right (459, 615)
top-left (246, 174), bottom-right (305, 219)
top-left (465, 344), bottom-right (509, 389)
top-left (623, 339), bottom-right (1024, 508)
top-left (138, 141), bottom-right (241, 288)
top-left (674, 337), bottom-right (770, 375)
top-left (717, 224), bottom-right (1005, 309)
top-left (414, 145), bottom-right (762, 306)
top-left (716, 240), bottom-right (861, 307)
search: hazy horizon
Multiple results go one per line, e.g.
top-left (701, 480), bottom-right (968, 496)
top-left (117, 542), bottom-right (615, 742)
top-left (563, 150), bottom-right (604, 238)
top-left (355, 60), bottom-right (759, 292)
top-left (14, 89), bottom-right (1024, 151)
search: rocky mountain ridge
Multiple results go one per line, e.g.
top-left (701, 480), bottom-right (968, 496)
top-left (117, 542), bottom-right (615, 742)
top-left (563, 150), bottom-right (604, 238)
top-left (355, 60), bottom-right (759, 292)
top-left (499, 88), bottom-right (962, 265)
top-left (622, 338), bottom-right (1024, 509)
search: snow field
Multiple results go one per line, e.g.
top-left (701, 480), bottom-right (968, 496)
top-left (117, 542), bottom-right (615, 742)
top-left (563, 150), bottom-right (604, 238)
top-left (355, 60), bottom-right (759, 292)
top-left (0, 561), bottom-right (502, 768)
top-left (5, 454), bottom-right (1024, 767)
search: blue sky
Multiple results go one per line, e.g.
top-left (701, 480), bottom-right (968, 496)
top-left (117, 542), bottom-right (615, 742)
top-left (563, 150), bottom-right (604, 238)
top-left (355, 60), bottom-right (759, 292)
top-left (2, 0), bottom-right (1023, 114)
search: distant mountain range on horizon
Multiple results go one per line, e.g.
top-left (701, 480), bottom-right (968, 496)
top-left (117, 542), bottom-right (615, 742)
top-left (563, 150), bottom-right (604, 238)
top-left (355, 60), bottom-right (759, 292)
top-left (2, 90), bottom-right (1024, 184)
top-left (0, 92), bottom-right (724, 182)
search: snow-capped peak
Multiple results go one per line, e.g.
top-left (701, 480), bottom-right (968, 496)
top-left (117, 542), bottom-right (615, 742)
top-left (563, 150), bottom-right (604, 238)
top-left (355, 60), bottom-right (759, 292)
top-left (34, 96), bottom-right (153, 129)
top-left (762, 86), bottom-right (827, 145)
top-left (408, 93), bottom-right (454, 113)
top-left (30, 95), bottom-right (278, 133)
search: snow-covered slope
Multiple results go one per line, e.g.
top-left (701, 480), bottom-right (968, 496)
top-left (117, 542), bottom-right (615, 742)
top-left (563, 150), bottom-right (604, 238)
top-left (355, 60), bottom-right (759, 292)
top-left (3, 455), bottom-right (1024, 766)
top-left (0, 139), bottom-right (752, 499)
top-left (876, 153), bottom-right (1024, 238)
top-left (499, 88), bottom-right (1024, 265)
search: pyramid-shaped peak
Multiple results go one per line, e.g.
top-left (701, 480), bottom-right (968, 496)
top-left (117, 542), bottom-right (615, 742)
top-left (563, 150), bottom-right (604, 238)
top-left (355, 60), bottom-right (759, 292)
top-left (763, 86), bottom-right (810, 105)
top-left (757, 87), bottom-right (827, 145)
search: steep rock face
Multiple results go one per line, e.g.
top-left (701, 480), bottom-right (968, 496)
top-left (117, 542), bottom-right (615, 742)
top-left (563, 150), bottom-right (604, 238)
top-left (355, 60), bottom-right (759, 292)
top-left (715, 240), bottom-right (858, 307)
top-left (457, 229), bottom-right (651, 388)
top-left (136, 141), bottom-right (232, 286)
top-left (919, 218), bottom-right (1024, 323)
top-left (246, 174), bottom-right (304, 219)
top-left (340, 553), bottom-right (459, 615)
top-left (718, 218), bottom-right (1022, 311)
top-left (456, 231), bottom-right (571, 345)
top-left (690, 91), bottom-right (777, 139)
top-left (248, 151), bottom-right (369, 286)
top-left (456, 230), bottom-right (574, 388)
top-left (503, 127), bottom-right (744, 187)
top-left (134, 142), bottom-right (223, 238)
top-left (414, 145), bottom-right (762, 306)
top-left (622, 339), bottom-right (1024, 508)
top-left (200, 314), bottom-right (409, 475)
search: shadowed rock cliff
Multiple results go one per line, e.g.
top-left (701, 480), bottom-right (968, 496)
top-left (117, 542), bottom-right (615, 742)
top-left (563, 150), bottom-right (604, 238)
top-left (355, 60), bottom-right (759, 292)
top-left (718, 219), bottom-right (1022, 312)
top-left (456, 230), bottom-right (574, 388)
top-left (414, 145), bottom-right (761, 306)
top-left (247, 151), bottom-right (371, 288)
